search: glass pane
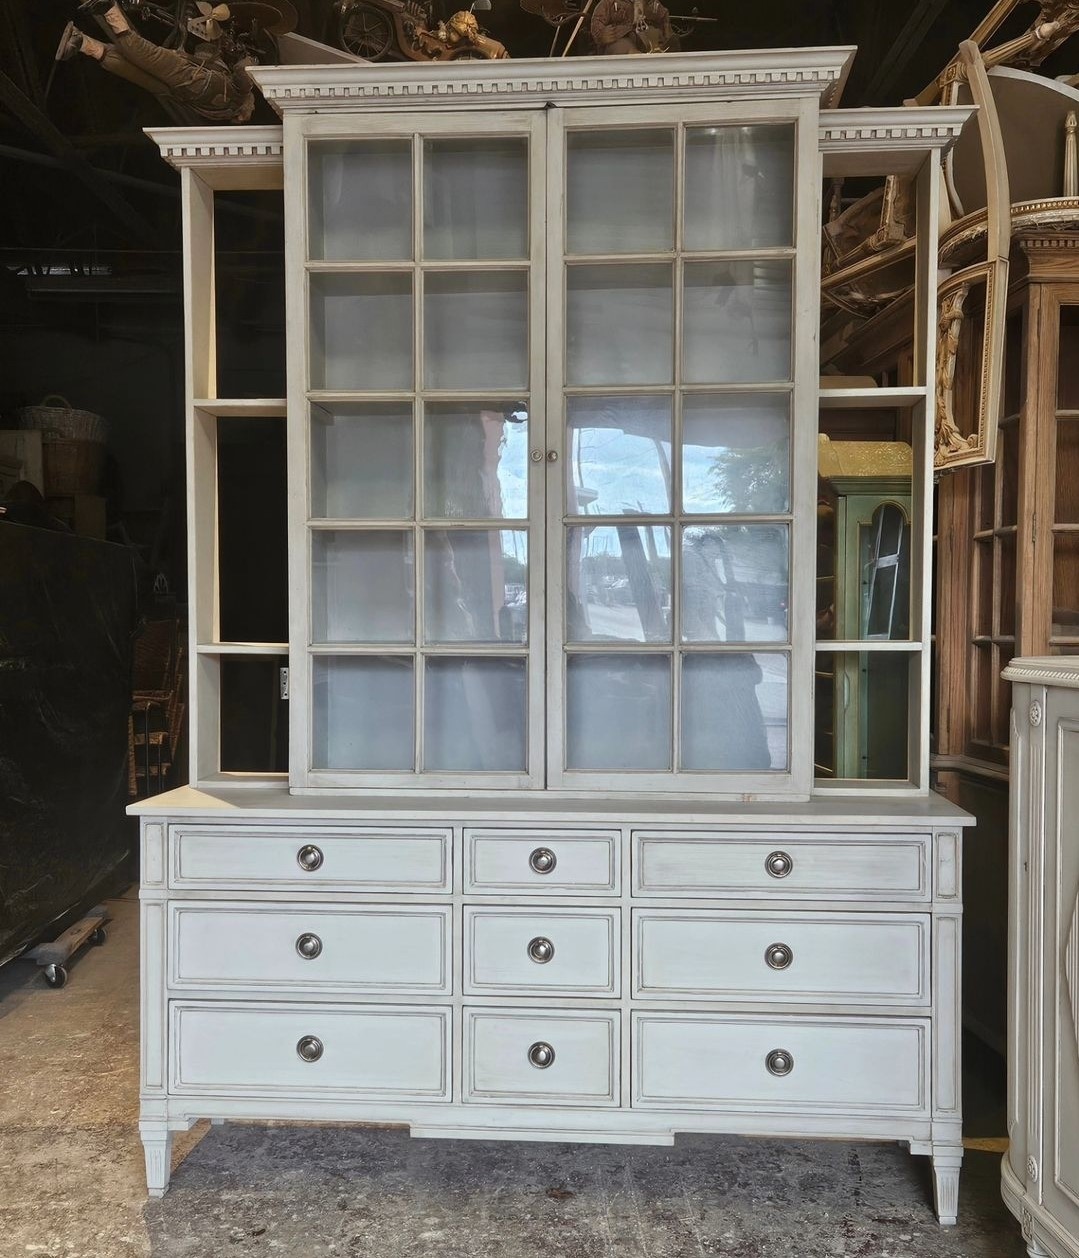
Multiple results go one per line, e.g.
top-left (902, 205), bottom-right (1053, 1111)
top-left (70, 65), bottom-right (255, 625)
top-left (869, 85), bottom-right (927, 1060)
top-left (309, 273), bottom-right (413, 391)
top-left (1003, 311), bottom-right (1022, 417)
top-left (424, 402), bottom-right (528, 519)
top-left (1000, 420), bottom-right (1019, 527)
top-left (308, 140), bottom-right (412, 262)
top-left (682, 394), bottom-right (790, 514)
top-left (566, 264), bottom-right (673, 386)
top-left (423, 271), bottom-right (527, 391)
top-left (973, 538), bottom-right (993, 637)
top-left (423, 137), bottom-right (528, 260)
top-left (813, 651), bottom-right (910, 781)
top-left (566, 653), bottom-right (671, 771)
top-left (681, 652), bottom-right (788, 771)
top-left (1058, 306), bottom-right (1079, 409)
top-left (1057, 420), bottom-right (1079, 523)
top-left (1053, 532), bottom-right (1079, 639)
top-left (972, 643), bottom-right (993, 745)
top-left (424, 657), bottom-right (526, 771)
top-left (684, 124), bottom-right (794, 251)
top-left (312, 530), bottom-right (414, 643)
top-left (999, 532), bottom-right (1016, 638)
top-left (310, 403), bottom-right (413, 520)
top-left (681, 524), bottom-right (788, 643)
top-left (566, 129), bottom-right (674, 254)
top-left (860, 503), bottom-right (910, 640)
top-left (683, 260), bottom-right (791, 384)
top-left (423, 529), bottom-right (528, 644)
top-left (220, 655), bottom-right (288, 773)
top-left (566, 525), bottom-right (671, 643)
top-left (566, 395), bottom-right (672, 516)
top-left (976, 462), bottom-right (996, 532)
top-left (312, 656), bottom-right (414, 771)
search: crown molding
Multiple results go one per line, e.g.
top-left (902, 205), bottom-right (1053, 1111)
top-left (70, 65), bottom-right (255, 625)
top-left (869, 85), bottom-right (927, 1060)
top-left (1002, 657), bottom-right (1079, 689)
top-left (819, 106), bottom-right (975, 176)
top-left (248, 47), bottom-right (855, 114)
top-left (144, 126), bottom-right (284, 188)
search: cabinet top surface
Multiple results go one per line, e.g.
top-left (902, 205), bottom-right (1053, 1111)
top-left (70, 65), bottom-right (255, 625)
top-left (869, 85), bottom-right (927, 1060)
top-left (1003, 657), bottom-right (1079, 688)
top-left (130, 786), bottom-right (973, 826)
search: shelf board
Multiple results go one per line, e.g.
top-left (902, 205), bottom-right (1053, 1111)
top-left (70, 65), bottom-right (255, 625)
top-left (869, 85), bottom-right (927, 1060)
top-left (192, 398), bottom-right (287, 417)
top-left (818, 386), bottom-right (926, 410)
top-left (196, 643), bottom-right (289, 655)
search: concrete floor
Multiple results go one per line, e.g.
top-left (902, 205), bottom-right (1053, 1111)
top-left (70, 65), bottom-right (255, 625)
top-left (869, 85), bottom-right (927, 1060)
top-left (0, 893), bottom-right (1028, 1258)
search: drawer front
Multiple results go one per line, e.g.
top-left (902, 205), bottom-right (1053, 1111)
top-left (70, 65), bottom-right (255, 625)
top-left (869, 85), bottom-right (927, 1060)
top-left (633, 832), bottom-right (929, 900)
top-left (633, 910), bottom-right (929, 1005)
top-left (170, 826), bottom-right (451, 892)
top-left (465, 1008), bottom-right (619, 1106)
top-left (465, 907), bottom-right (619, 996)
top-left (632, 1013), bottom-right (928, 1113)
top-left (170, 1002), bottom-right (450, 1099)
top-left (170, 903), bottom-right (451, 994)
top-left (464, 829), bottom-right (619, 895)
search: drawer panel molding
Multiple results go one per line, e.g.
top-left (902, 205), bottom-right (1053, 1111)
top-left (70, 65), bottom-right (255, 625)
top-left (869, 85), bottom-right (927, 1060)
top-left (464, 907), bottom-right (619, 996)
top-left (464, 829), bottom-right (620, 895)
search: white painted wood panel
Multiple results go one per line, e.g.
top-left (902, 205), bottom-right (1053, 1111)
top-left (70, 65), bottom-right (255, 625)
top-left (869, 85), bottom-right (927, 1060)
top-left (632, 1013), bottom-right (928, 1112)
top-left (170, 1002), bottom-right (450, 1098)
top-left (633, 910), bottom-right (929, 1004)
top-left (464, 829), bottom-right (619, 895)
top-left (464, 907), bottom-right (618, 995)
top-left (170, 826), bottom-right (451, 891)
top-left (633, 831), bottom-right (929, 899)
top-left (465, 1008), bottom-right (619, 1105)
top-left (170, 903), bottom-right (450, 993)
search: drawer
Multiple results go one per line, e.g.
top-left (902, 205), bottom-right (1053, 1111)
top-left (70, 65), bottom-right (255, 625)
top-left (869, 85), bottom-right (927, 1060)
top-left (632, 910), bottom-right (929, 1005)
top-left (464, 1008), bottom-right (619, 1106)
top-left (170, 826), bottom-right (451, 892)
top-left (169, 903), bottom-right (451, 994)
top-left (633, 832), bottom-right (929, 900)
top-left (632, 1013), bottom-right (928, 1113)
top-left (170, 1002), bottom-right (450, 1099)
top-left (464, 829), bottom-right (619, 895)
top-left (464, 907), bottom-right (619, 996)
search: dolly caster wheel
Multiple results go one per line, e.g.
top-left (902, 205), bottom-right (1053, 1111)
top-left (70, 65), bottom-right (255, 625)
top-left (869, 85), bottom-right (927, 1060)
top-left (90, 926), bottom-right (107, 945)
top-left (43, 963), bottom-right (68, 988)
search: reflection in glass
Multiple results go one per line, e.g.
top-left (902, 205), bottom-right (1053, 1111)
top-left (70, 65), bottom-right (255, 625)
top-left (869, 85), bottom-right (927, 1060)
top-left (681, 652), bottom-right (788, 771)
top-left (424, 529), bottom-right (528, 643)
top-left (814, 651), bottom-right (910, 780)
top-left (566, 525), bottom-right (671, 643)
top-left (682, 260), bottom-right (791, 384)
top-left (681, 525), bottom-right (788, 643)
top-left (424, 137), bottom-right (528, 260)
top-left (308, 140), bottom-right (412, 261)
top-left (424, 657), bottom-right (527, 771)
top-left (566, 654), bottom-right (671, 771)
top-left (684, 125), bottom-right (794, 251)
top-left (566, 396), bottom-right (672, 516)
top-left (566, 264), bottom-right (672, 386)
top-left (682, 394), bottom-right (789, 514)
top-left (313, 656), bottom-right (414, 771)
top-left (862, 503), bottom-right (910, 640)
top-left (312, 530), bottom-right (414, 643)
top-left (1053, 532), bottom-right (1079, 639)
top-left (424, 271), bottom-right (528, 391)
top-left (311, 403), bottom-right (413, 520)
top-left (424, 402), bottom-right (528, 519)
top-left (1056, 419), bottom-right (1079, 524)
top-left (310, 273), bottom-right (413, 391)
top-left (566, 129), bottom-right (674, 254)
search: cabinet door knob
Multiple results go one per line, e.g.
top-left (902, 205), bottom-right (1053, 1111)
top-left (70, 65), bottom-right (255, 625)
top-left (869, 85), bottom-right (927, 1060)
top-left (546, 449), bottom-right (559, 463)
top-left (765, 850), bottom-right (793, 879)
top-left (297, 844), bottom-right (324, 872)
top-left (528, 847), bottom-right (557, 874)
top-left (530, 448), bottom-right (544, 463)
top-left (527, 936), bottom-right (555, 964)
top-left (765, 942), bottom-right (793, 970)
top-left (296, 932), bottom-right (323, 960)
top-left (527, 1041), bottom-right (555, 1068)
top-left (296, 1035), bottom-right (324, 1063)
top-left (765, 1049), bottom-right (794, 1077)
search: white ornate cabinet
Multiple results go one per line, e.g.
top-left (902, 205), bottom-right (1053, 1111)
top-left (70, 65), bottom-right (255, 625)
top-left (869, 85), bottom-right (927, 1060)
top-left (132, 51), bottom-right (975, 1221)
top-left (1002, 658), bottom-right (1079, 1258)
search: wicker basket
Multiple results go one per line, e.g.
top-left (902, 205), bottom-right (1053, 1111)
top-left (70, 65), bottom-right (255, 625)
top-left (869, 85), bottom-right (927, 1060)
top-left (42, 440), bottom-right (106, 496)
top-left (17, 395), bottom-right (109, 444)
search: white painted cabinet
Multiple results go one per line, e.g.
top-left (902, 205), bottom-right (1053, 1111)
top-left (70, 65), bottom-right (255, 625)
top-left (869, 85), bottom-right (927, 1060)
top-left (1002, 659), bottom-right (1079, 1258)
top-left (132, 51), bottom-right (976, 1222)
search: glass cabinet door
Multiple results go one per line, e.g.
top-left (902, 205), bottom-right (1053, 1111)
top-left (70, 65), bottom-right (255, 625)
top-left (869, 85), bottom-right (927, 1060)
top-left (296, 114), bottom-right (545, 787)
top-left (548, 105), bottom-right (811, 792)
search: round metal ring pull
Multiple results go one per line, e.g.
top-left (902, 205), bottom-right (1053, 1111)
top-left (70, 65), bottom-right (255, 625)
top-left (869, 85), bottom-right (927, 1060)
top-left (765, 942), bottom-right (793, 971)
top-left (527, 936), bottom-right (555, 964)
top-left (296, 932), bottom-right (323, 960)
top-left (528, 847), bottom-right (557, 875)
top-left (297, 844), bottom-right (324, 872)
top-left (527, 1041), bottom-right (555, 1069)
top-left (296, 1035), bottom-right (324, 1063)
top-left (765, 1049), bottom-right (794, 1077)
top-left (765, 850), bottom-right (793, 879)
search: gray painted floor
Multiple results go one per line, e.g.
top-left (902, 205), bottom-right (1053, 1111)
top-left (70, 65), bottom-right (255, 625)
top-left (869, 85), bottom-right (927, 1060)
top-left (0, 895), bottom-right (1028, 1258)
